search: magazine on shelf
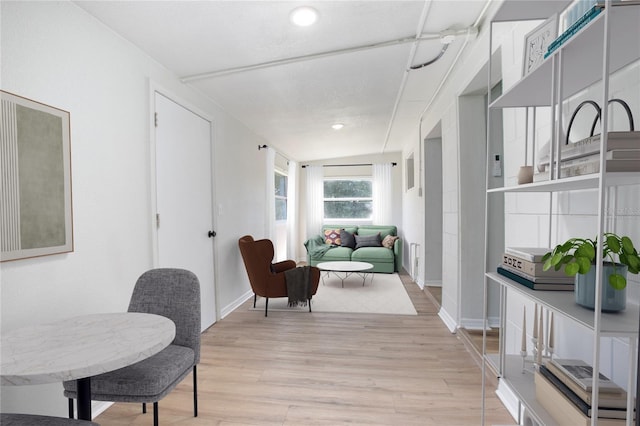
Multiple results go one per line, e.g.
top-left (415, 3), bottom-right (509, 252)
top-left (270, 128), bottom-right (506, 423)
top-left (549, 359), bottom-right (625, 393)
top-left (498, 264), bottom-right (575, 283)
top-left (537, 367), bottom-right (630, 421)
top-left (545, 361), bottom-right (628, 408)
top-left (496, 266), bottom-right (575, 290)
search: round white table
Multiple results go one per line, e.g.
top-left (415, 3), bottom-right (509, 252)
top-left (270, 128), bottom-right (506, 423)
top-left (1, 312), bottom-right (176, 421)
top-left (316, 261), bottom-right (374, 287)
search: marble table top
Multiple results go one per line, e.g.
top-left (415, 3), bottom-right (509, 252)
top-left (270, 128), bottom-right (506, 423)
top-left (316, 261), bottom-right (374, 272)
top-left (1, 312), bottom-right (175, 386)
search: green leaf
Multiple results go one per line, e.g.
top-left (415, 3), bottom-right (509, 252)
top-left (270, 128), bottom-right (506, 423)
top-left (608, 274), bottom-right (626, 290)
top-left (607, 235), bottom-right (621, 253)
top-left (565, 262), bottom-right (580, 276)
top-left (575, 243), bottom-right (595, 261)
top-left (551, 253), bottom-right (564, 267)
top-left (575, 256), bottom-right (592, 274)
top-left (543, 258), bottom-right (552, 271)
top-left (621, 236), bottom-right (635, 254)
top-left (541, 252), bottom-right (552, 262)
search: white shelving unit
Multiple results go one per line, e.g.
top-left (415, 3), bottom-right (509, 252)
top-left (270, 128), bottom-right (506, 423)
top-left (482, 1), bottom-right (640, 425)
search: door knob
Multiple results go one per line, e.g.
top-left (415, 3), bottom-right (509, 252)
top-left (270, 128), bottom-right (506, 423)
top-left (208, 230), bottom-right (216, 238)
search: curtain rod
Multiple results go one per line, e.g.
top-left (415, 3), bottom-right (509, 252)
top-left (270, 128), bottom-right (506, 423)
top-left (301, 162), bottom-right (397, 168)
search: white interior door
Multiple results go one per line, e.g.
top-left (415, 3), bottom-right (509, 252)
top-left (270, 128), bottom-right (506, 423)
top-left (154, 91), bottom-right (216, 329)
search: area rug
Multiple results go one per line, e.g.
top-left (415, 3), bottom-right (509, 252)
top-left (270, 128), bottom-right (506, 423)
top-left (251, 272), bottom-right (417, 315)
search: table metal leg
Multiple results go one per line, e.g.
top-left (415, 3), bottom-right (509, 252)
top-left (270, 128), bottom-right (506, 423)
top-left (77, 377), bottom-right (92, 421)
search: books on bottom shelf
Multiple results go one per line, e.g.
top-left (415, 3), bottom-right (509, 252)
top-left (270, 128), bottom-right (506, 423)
top-left (536, 366), bottom-right (632, 425)
top-left (496, 266), bottom-right (575, 291)
top-left (547, 358), bottom-right (626, 397)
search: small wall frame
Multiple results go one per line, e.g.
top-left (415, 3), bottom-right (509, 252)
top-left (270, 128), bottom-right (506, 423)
top-left (522, 14), bottom-right (558, 76)
top-left (1, 91), bottom-right (73, 261)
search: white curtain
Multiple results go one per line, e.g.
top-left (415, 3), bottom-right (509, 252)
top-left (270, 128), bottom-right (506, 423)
top-left (286, 159), bottom-right (298, 260)
top-left (372, 163), bottom-right (392, 225)
top-left (305, 165), bottom-right (324, 240)
top-left (265, 147), bottom-right (276, 241)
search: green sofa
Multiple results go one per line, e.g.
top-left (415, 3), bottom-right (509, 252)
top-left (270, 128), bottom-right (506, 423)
top-left (304, 225), bottom-right (402, 273)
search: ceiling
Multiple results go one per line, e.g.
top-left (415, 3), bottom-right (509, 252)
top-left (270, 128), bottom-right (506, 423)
top-left (74, 0), bottom-right (489, 162)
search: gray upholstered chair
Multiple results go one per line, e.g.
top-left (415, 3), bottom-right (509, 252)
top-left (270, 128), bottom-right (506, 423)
top-left (63, 268), bottom-right (201, 426)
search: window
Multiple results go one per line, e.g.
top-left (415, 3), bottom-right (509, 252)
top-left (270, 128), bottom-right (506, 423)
top-left (406, 153), bottom-right (415, 190)
top-left (323, 178), bottom-right (372, 221)
top-left (275, 171), bottom-right (287, 221)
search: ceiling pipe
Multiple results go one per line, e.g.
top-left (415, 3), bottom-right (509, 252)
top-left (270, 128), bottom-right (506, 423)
top-left (379, 0), bottom-right (434, 154)
top-left (180, 27), bottom-right (476, 83)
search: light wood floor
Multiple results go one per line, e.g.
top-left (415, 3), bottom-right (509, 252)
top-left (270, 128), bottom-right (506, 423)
top-left (96, 272), bottom-right (512, 425)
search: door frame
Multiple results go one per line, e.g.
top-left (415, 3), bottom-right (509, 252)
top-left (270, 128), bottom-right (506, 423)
top-left (148, 81), bottom-right (220, 323)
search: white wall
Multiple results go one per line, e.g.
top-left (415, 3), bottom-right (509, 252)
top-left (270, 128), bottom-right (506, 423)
top-left (1, 1), bottom-right (268, 416)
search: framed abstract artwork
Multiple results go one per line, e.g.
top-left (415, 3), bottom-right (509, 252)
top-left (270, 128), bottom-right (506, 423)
top-left (1, 91), bottom-right (73, 261)
top-left (522, 14), bottom-right (558, 76)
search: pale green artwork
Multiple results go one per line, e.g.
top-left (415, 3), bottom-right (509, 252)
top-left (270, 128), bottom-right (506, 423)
top-left (1, 91), bottom-right (73, 261)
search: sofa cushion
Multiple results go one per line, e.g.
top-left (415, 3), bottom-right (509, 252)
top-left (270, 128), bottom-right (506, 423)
top-left (352, 247), bottom-right (394, 263)
top-left (324, 229), bottom-right (341, 245)
top-left (355, 233), bottom-right (381, 249)
top-left (320, 246), bottom-right (353, 261)
top-left (357, 225), bottom-right (396, 240)
top-left (340, 229), bottom-right (356, 249)
top-left (382, 235), bottom-right (399, 249)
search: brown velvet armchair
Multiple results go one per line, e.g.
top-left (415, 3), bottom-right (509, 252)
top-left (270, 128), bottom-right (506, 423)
top-left (238, 235), bottom-right (320, 316)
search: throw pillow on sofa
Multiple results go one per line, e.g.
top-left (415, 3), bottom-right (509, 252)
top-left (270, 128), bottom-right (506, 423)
top-left (340, 229), bottom-right (356, 249)
top-left (382, 235), bottom-right (399, 249)
top-left (324, 229), bottom-right (341, 246)
top-left (355, 233), bottom-right (382, 249)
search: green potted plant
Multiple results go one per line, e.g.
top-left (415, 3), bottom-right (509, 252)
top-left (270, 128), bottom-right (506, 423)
top-left (542, 234), bottom-right (640, 312)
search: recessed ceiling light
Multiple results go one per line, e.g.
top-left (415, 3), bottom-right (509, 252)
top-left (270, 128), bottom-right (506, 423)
top-left (332, 123), bottom-right (344, 130)
top-left (290, 6), bottom-right (318, 27)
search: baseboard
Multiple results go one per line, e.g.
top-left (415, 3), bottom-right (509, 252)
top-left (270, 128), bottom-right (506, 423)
top-left (495, 378), bottom-right (520, 422)
top-left (220, 289), bottom-right (253, 319)
top-left (459, 316), bottom-right (500, 330)
top-left (438, 306), bottom-right (458, 333)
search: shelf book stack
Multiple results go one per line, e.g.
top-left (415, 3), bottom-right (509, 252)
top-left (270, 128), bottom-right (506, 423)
top-left (535, 359), bottom-right (632, 425)
top-left (498, 247), bottom-right (575, 290)
top-left (534, 131), bottom-right (640, 182)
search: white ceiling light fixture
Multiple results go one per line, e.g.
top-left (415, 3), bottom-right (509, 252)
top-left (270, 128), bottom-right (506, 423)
top-left (290, 6), bottom-right (318, 27)
top-left (331, 123), bottom-right (344, 130)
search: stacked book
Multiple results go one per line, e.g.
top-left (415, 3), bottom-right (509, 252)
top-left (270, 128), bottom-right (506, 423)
top-left (497, 247), bottom-right (574, 290)
top-left (534, 131), bottom-right (640, 182)
top-left (535, 358), bottom-right (632, 425)
top-left (545, 3), bottom-right (603, 59)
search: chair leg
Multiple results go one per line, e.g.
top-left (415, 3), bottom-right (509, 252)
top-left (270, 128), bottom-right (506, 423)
top-left (153, 402), bottom-right (159, 426)
top-left (253, 293), bottom-right (257, 308)
top-left (68, 398), bottom-right (74, 419)
top-left (142, 402), bottom-right (146, 413)
top-left (265, 298), bottom-right (269, 317)
top-left (193, 365), bottom-right (198, 417)
top-left (308, 298), bottom-right (312, 312)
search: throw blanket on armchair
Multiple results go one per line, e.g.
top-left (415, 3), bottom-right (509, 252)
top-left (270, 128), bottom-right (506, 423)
top-left (284, 266), bottom-right (312, 307)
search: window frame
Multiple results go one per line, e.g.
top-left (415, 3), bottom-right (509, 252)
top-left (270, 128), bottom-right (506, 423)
top-left (274, 169), bottom-right (287, 222)
top-left (322, 176), bottom-right (373, 223)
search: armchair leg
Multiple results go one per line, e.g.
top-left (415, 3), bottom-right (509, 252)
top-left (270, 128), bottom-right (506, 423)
top-left (265, 298), bottom-right (269, 317)
top-left (193, 365), bottom-right (198, 417)
top-left (308, 299), bottom-right (312, 312)
top-left (142, 402), bottom-right (146, 413)
top-left (68, 398), bottom-right (74, 419)
top-left (153, 402), bottom-right (158, 426)
top-left (253, 294), bottom-right (257, 308)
